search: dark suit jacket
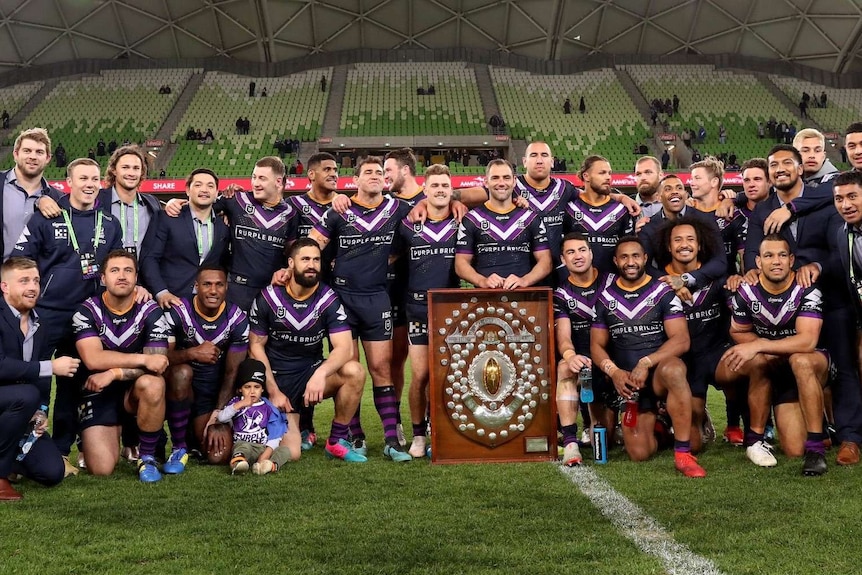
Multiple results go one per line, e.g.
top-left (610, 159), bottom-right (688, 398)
top-left (0, 168), bottom-right (62, 259)
top-left (0, 301), bottom-right (51, 401)
top-left (139, 206), bottom-right (230, 300)
top-left (832, 220), bottom-right (862, 319)
top-left (94, 187), bottom-right (161, 217)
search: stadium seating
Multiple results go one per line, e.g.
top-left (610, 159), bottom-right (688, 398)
top-left (624, 64), bottom-right (790, 163)
top-left (167, 69), bottom-right (330, 178)
top-left (0, 81), bottom-right (43, 120)
top-left (340, 62), bottom-right (486, 136)
top-left (18, 69), bottom-right (195, 179)
top-left (769, 75), bottom-right (861, 134)
top-left (490, 67), bottom-right (649, 171)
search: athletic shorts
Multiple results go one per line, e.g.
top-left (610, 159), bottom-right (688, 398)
top-left (406, 303), bottom-right (429, 346)
top-left (78, 379), bottom-right (132, 430)
top-left (191, 376), bottom-right (220, 418)
top-left (767, 349), bottom-right (830, 405)
top-left (337, 290), bottom-right (393, 341)
top-left (227, 280), bottom-right (263, 313)
top-left (685, 344), bottom-right (731, 399)
top-left (274, 360), bottom-right (323, 414)
top-left (391, 299), bottom-right (407, 328)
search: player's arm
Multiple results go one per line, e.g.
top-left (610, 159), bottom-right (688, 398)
top-left (729, 318), bottom-right (758, 344)
top-left (689, 225), bottom-right (730, 289)
top-left (647, 316), bottom-right (690, 365)
top-left (517, 248), bottom-right (552, 287)
top-left (303, 329), bottom-right (353, 405)
top-left (308, 227), bottom-right (330, 251)
top-left (77, 337), bottom-right (167, 375)
top-left (452, 186), bottom-right (489, 208)
top-left (747, 316), bottom-right (822, 356)
top-left (742, 209), bottom-right (765, 273)
top-left (590, 325), bottom-right (635, 399)
top-left (555, 317), bottom-right (589, 372)
top-left (610, 191), bottom-right (641, 217)
top-left (218, 350), bottom-right (245, 408)
top-left (454, 253), bottom-right (490, 288)
top-left (248, 332), bottom-right (289, 411)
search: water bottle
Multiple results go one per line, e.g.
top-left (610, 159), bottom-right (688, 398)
top-left (579, 366), bottom-right (594, 404)
top-left (17, 404), bottom-right (48, 461)
top-left (622, 392), bottom-right (640, 428)
top-left (592, 424), bottom-right (608, 464)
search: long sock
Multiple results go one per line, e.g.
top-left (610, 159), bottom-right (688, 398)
top-left (299, 404), bottom-right (316, 433)
top-left (725, 396), bottom-right (742, 428)
top-left (579, 402), bottom-right (592, 429)
top-left (166, 398), bottom-right (191, 450)
top-left (412, 420), bottom-right (427, 439)
top-left (120, 411), bottom-right (138, 449)
top-left (373, 386), bottom-right (399, 444)
top-left (138, 429), bottom-right (161, 459)
top-left (805, 432), bottom-right (827, 455)
top-left (349, 405), bottom-right (365, 440)
top-left (674, 439), bottom-right (691, 453)
top-left (561, 423), bottom-right (579, 446)
top-left (328, 421), bottom-right (350, 445)
top-left (395, 399), bottom-right (402, 425)
top-left (744, 429), bottom-right (764, 447)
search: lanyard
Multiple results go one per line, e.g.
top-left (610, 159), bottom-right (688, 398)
top-left (62, 209), bottom-right (102, 254)
top-left (196, 218), bottom-right (213, 262)
top-left (851, 233), bottom-right (859, 284)
top-left (120, 200), bottom-right (139, 246)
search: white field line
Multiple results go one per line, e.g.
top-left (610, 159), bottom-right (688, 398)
top-left (559, 465), bottom-right (726, 575)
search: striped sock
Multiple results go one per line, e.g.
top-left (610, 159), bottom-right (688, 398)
top-left (373, 386), bottom-right (399, 444)
top-left (348, 406), bottom-right (365, 440)
top-left (166, 399), bottom-right (191, 450)
top-left (138, 429), bottom-right (161, 459)
top-left (561, 423), bottom-right (579, 446)
top-left (674, 439), bottom-right (692, 453)
top-left (412, 420), bottom-right (427, 439)
top-left (329, 421), bottom-right (350, 445)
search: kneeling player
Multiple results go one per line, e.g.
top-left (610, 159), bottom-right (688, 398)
top-left (249, 238), bottom-right (367, 462)
top-left (591, 237), bottom-right (706, 477)
top-left (73, 250), bottom-right (170, 482)
top-left (716, 235), bottom-right (829, 475)
top-left (164, 265), bottom-right (249, 470)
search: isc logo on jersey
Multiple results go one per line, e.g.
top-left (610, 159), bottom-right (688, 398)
top-left (336, 305), bottom-right (347, 322)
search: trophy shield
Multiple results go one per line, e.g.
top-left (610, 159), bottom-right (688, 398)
top-left (428, 288), bottom-right (557, 464)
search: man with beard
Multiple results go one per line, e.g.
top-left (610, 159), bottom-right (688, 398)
top-left (590, 236), bottom-right (705, 477)
top-left (633, 156), bottom-right (664, 218)
top-left (689, 156), bottom-right (746, 274)
top-left (1, 128), bottom-right (62, 261)
top-left (563, 156), bottom-right (634, 274)
top-left (716, 236), bottom-right (829, 475)
top-left (455, 159), bottom-right (552, 289)
top-left (249, 238), bottom-right (366, 463)
top-left (163, 266), bottom-right (248, 472)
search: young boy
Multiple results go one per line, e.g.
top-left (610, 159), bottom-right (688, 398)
top-left (216, 358), bottom-right (289, 475)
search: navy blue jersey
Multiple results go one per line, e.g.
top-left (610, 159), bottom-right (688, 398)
top-left (553, 271), bottom-right (611, 357)
top-left (221, 191), bottom-right (299, 288)
top-left (564, 196), bottom-right (633, 274)
top-left (456, 203), bottom-right (549, 279)
top-left (314, 196), bottom-right (412, 294)
top-left (700, 207), bottom-right (747, 274)
top-left (249, 284), bottom-right (351, 372)
top-left (515, 176), bottom-right (579, 263)
top-left (73, 296), bottom-right (169, 354)
top-left (287, 192), bottom-right (336, 283)
top-left (165, 298), bottom-right (249, 382)
top-left (387, 189), bottom-right (426, 306)
top-left (14, 196), bottom-right (123, 312)
top-left (679, 276), bottom-right (731, 355)
top-left (397, 215), bottom-right (460, 306)
top-left (594, 276), bottom-right (685, 370)
top-left (732, 279), bottom-right (822, 340)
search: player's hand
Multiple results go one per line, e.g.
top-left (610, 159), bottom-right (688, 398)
top-left (659, 274), bottom-right (685, 291)
top-left (271, 267), bottom-right (291, 286)
top-left (332, 194), bottom-right (352, 214)
top-left (221, 183), bottom-right (242, 199)
top-left (721, 343), bottom-right (759, 372)
top-left (718, 189), bottom-right (738, 202)
top-left (724, 274), bottom-right (745, 292)
top-left (205, 421), bottom-right (229, 459)
top-left (485, 273), bottom-right (505, 289)
top-left (630, 360), bottom-right (650, 387)
top-left (674, 287), bottom-right (693, 303)
top-left (269, 390), bottom-right (293, 413)
top-left (503, 274), bottom-right (525, 290)
top-left (635, 216), bottom-right (650, 234)
top-left (764, 206), bottom-right (792, 234)
top-left (715, 197), bottom-right (736, 220)
top-left (742, 269), bottom-right (760, 285)
top-left (617, 193), bottom-right (641, 217)
top-left (191, 341), bottom-right (221, 364)
top-left (51, 356), bottom-right (80, 377)
top-left (36, 196), bottom-right (61, 218)
top-left (303, 368), bottom-right (327, 406)
top-left (610, 370), bottom-right (636, 399)
top-left (567, 354), bottom-right (591, 373)
top-left (142, 354), bottom-right (169, 375)
top-left (450, 200), bottom-right (468, 221)
top-left (85, 370), bottom-right (115, 392)
top-left (795, 263), bottom-right (820, 288)
top-left (156, 291), bottom-right (182, 309)
top-left (165, 198), bottom-right (188, 217)
top-left (407, 199), bottom-right (429, 224)
top-left (134, 286), bottom-right (153, 304)
top-left (513, 195), bottom-right (529, 210)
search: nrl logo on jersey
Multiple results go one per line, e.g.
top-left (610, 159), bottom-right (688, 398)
top-left (480, 220), bottom-right (490, 231)
top-left (302, 205), bottom-right (311, 214)
top-left (245, 204), bottom-right (255, 215)
top-left (346, 212), bottom-right (356, 223)
top-left (186, 327), bottom-right (196, 339)
top-left (751, 301), bottom-right (761, 313)
top-left (645, 297), bottom-right (654, 306)
top-left (413, 222), bottom-right (424, 234)
top-left (573, 210), bottom-right (584, 222)
top-left (608, 300), bottom-right (617, 311)
top-left (276, 307), bottom-right (287, 318)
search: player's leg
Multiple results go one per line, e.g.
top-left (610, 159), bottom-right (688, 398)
top-left (556, 359), bottom-right (582, 466)
top-left (279, 412), bottom-right (303, 462)
top-left (653, 357), bottom-right (705, 477)
top-left (80, 426), bottom-right (121, 476)
top-left (126, 374), bottom-right (167, 482)
top-left (390, 323), bottom-right (409, 446)
top-left (622, 409), bottom-right (657, 462)
top-left (788, 351), bottom-right (829, 475)
top-left (79, 384), bottom-right (126, 475)
top-left (321, 360), bottom-right (367, 462)
top-left (773, 402), bottom-right (806, 458)
top-left (407, 343), bottom-right (431, 458)
top-left (164, 364), bottom-right (193, 474)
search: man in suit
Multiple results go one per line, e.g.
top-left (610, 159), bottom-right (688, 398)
top-left (0, 257), bottom-right (79, 499)
top-left (140, 168), bottom-right (229, 308)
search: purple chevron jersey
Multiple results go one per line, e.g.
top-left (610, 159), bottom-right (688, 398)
top-left (165, 299), bottom-right (249, 381)
top-left (681, 279), bottom-right (731, 354)
top-left (732, 280), bottom-right (822, 340)
top-left (222, 191), bottom-right (299, 288)
top-left (287, 193), bottom-right (336, 282)
top-left (225, 398), bottom-right (277, 445)
top-left (250, 283), bottom-right (351, 372)
top-left (314, 196), bottom-right (412, 294)
top-left (456, 203), bottom-right (549, 278)
top-left (515, 176), bottom-right (578, 262)
top-left (701, 207), bottom-right (747, 274)
top-left (72, 297), bottom-right (169, 352)
top-left (553, 272), bottom-right (612, 357)
top-left (388, 189), bottom-right (427, 302)
top-left (398, 215), bottom-right (460, 305)
top-left (594, 276), bottom-right (685, 370)
top-left (564, 197), bottom-right (633, 274)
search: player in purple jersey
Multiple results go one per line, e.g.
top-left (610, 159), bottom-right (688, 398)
top-left (455, 159), bottom-right (552, 289)
top-left (564, 155), bottom-right (634, 274)
top-left (591, 237), bottom-right (706, 477)
top-left (717, 236), bottom-right (829, 475)
top-left (250, 239), bottom-right (367, 463)
top-left (72, 250), bottom-right (170, 482)
top-left (396, 164), bottom-right (459, 457)
top-left (307, 157), bottom-right (413, 461)
top-left (164, 266), bottom-right (248, 470)
top-left (690, 157), bottom-right (747, 274)
top-left (554, 233), bottom-right (612, 466)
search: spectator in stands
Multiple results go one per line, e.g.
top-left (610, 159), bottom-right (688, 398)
top-left (672, 94), bottom-right (679, 114)
top-left (159, 169), bottom-right (166, 179)
top-left (563, 98), bottom-right (571, 114)
top-left (697, 125), bottom-right (706, 143)
top-left (427, 84), bottom-right (435, 95)
top-left (661, 149), bottom-right (670, 170)
top-left (1, 109), bottom-right (8, 128)
top-left (295, 160), bottom-right (303, 175)
top-left (108, 139), bottom-right (117, 155)
top-left (691, 149), bottom-right (702, 162)
top-left (578, 96), bottom-right (586, 114)
top-left (54, 143), bottom-right (66, 168)
top-left (729, 151), bottom-right (737, 166)
top-left (799, 98), bottom-right (809, 119)
top-left (87, 148), bottom-right (96, 160)
top-left (820, 91), bottom-right (827, 108)
top-left (159, 85), bottom-right (167, 94)
top-left (235, 117), bottom-right (243, 135)
top-left (682, 128), bottom-right (692, 148)
top-left (664, 97), bottom-right (672, 116)
top-left (757, 122), bottom-right (765, 139)
top-left (195, 129), bottom-right (203, 140)
top-left (417, 86), bottom-right (425, 95)
top-left (841, 142), bottom-right (848, 164)
top-left (786, 123), bottom-right (796, 145)
top-left (776, 121), bottom-right (787, 143)
top-left (123, 138), bottom-right (131, 146)
top-left (186, 127), bottom-right (196, 140)
top-left (718, 124), bottom-right (727, 145)
top-left (802, 91), bottom-right (810, 104)
top-left (261, 88), bottom-right (267, 98)
top-left (320, 75), bottom-right (327, 92)
top-left (243, 118), bottom-right (250, 134)
top-left (204, 129), bottom-right (214, 143)
top-left (559, 157), bottom-right (567, 172)
top-left (489, 114), bottom-right (501, 129)
top-left (96, 138), bottom-right (106, 157)
top-left (650, 108), bottom-right (658, 126)
top-left (638, 143), bottom-right (649, 155)
top-left (249, 81), bottom-right (256, 98)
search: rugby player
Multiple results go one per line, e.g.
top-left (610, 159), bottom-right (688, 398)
top-left (591, 236), bottom-right (705, 477)
top-left (164, 265), bottom-right (249, 471)
top-left (249, 238), bottom-right (367, 462)
top-left (689, 157), bottom-right (746, 275)
top-left (72, 250), bottom-right (170, 482)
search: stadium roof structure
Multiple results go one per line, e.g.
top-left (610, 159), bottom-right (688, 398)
top-left (0, 0), bottom-right (861, 74)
